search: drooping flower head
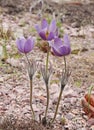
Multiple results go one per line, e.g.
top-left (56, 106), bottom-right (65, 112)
top-left (35, 19), bottom-right (58, 41)
top-left (51, 34), bottom-right (71, 56)
top-left (16, 36), bottom-right (34, 54)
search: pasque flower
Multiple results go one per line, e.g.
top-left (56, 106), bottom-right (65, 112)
top-left (35, 19), bottom-right (58, 121)
top-left (50, 34), bottom-right (71, 124)
top-left (16, 36), bottom-right (35, 119)
top-left (51, 34), bottom-right (71, 56)
top-left (35, 19), bottom-right (58, 41)
top-left (16, 36), bottom-right (34, 53)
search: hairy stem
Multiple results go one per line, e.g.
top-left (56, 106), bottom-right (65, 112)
top-left (51, 57), bottom-right (67, 123)
top-left (25, 54), bottom-right (35, 119)
top-left (25, 54), bottom-right (31, 66)
top-left (64, 56), bottom-right (66, 74)
top-left (45, 44), bottom-right (50, 118)
top-left (45, 83), bottom-right (49, 117)
top-left (30, 79), bottom-right (35, 119)
top-left (51, 88), bottom-right (63, 123)
top-left (46, 44), bottom-right (50, 74)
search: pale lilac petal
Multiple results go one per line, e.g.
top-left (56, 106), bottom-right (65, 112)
top-left (39, 31), bottom-right (47, 40)
top-left (50, 38), bottom-right (62, 56)
top-left (47, 32), bottom-right (54, 41)
top-left (51, 37), bottom-right (71, 56)
top-left (59, 46), bottom-right (70, 56)
top-left (36, 19), bottom-right (57, 41)
top-left (63, 34), bottom-right (71, 54)
top-left (16, 37), bottom-right (26, 53)
top-left (67, 46), bottom-right (71, 54)
top-left (52, 47), bottom-right (63, 56)
top-left (55, 28), bottom-right (59, 37)
top-left (64, 34), bottom-right (70, 45)
top-left (52, 45), bottom-right (69, 56)
top-left (54, 38), bottom-right (63, 48)
top-left (24, 37), bottom-right (34, 53)
top-left (41, 19), bottom-right (48, 29)
top-left (51, 38), bottom-right (63, 56)
top-left (49, 19), bottom-right (56, 32)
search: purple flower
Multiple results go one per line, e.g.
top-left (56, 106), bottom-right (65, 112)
top-left (51, 34), bottom-right (71, 56)
top-left (16, 36), bottom-right (34, 54)
top-left (35, 19), bottom-right (58, 41)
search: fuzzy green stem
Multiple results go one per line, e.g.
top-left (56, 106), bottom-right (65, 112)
top-left (45, 83), bottom-right (49, 117)
top-left (45, 44), bottom-right (50, 118)
top-left (25, 54), bottom-right (35, 119)
top-left (25, 54), bottom-right (31, 66)
top-left (46, 44), bottom-right (50, 74)
top-left (64, 56), bottom-right (66, 74)
top-left (51, 89), bottom-right (63, 123)
top-left (30, 79), bottom-right (35, 119)
top-left (51, 57), bottom-right (67, 123)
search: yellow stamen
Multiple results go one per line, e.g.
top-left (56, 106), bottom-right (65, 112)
top-left (46, 31), bottom-right (49, 38)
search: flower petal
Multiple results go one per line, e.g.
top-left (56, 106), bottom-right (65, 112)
top-left (52, 47), bottom-right (63, 56)
top-left (54, 38), bottom-right (63, 48)
top-left (55, 28), bottom-right (59, 37)
top-left (24, 37), bottom-right (34, 53)
top-left (64, 34), bottom-right (70, 45)
top-left (16, 37), bottom-right (26, 53)
top-left (41, 19), bottom-right (48, 29)
top-left (51, 37), bottom-right (71, 56)
top-left (39, 30), bottom-right (47, 40)
top-left (51, 38), bottom-right (63, 56)
top-left (47, 32), bottom-right (54, 41)
top-left (63, 34), bottom-right (71, 54)
top-left (49, 19), bottom-right (56, 32)
top-left (59, 46), bottom-right (70, 56)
